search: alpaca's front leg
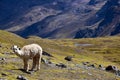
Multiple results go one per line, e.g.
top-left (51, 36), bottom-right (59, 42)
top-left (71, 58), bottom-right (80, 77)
top-left (23, 59), bottom-right (29, 72)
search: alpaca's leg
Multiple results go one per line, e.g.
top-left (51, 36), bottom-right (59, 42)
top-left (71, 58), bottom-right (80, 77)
top-left (23, 59), bottom-right (29, 72)
top-left (31, 57), bottom-right (37, 71)
top-left (36, 55), bottom-right (41, 70)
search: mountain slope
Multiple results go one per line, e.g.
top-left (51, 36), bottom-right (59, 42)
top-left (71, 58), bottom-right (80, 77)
top-left (0, 0), bottom-right (120, 38)
top-left (0, 0), bottom-right (105, 38)
top-left (75, 0), bottom-right (120, 38)
top-left (0, 30), bottom-right (120, 79)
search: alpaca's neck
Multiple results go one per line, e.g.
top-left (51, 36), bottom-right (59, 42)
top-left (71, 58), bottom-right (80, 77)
top-left (15, 50), bottom-right (23, 57)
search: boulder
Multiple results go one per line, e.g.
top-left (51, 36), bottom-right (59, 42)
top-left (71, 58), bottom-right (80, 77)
top-left (0, 44), bottom-right (2, 47)
top-left (0, 58), bottom-right (6, 62)
top-left (56, 63), bottom-right (67, 68)
top-left (42, 51), bottom-right (53, 57)
top-left (82, 62), bottom-right (90, 65)
top-left (116, 70), bottom-right (120, 76)
top-left (105, 65), bottom-right (118, 73)
top-left (1, 73), bottom-right (7, 76)
top-left (41, 58), bottom-right (48, 64)
top-left (41, 58), bottom-right (52, 64)
top-left (88, 64), bottom-right (95, 68)
top-left (64, 56), bottom-right (73, 61)
top-left (1, 58), bottom-right (6, 61)
top-left (98, 64), bottom-right (105, 70)
top-left (17, 75), bottom-right (28, 80)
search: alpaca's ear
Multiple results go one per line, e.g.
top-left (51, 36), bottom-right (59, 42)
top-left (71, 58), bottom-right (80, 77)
top-left (13, 45), bottom-right (18, 48)
top-left (11, 45), bottom-right (15, 50)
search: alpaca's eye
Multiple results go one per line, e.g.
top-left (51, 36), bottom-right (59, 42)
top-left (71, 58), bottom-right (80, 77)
top-left (18, 48), bottom-right (21, 50)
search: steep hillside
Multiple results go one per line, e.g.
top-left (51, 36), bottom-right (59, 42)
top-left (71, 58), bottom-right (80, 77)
top-left (0, 30), bottom-right (24, 42)
top-left (0, 0), bottom-right (120, 39)
top-left (0, 30), bottom-right (120, 79)
top-left (75, 0), bottom-right (120, 38)
top-left (1, 0), bottom-right (117, 38)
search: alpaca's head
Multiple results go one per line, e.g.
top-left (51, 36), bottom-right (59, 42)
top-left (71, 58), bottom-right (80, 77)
top-left (12, 45), bottom-right (21, 53)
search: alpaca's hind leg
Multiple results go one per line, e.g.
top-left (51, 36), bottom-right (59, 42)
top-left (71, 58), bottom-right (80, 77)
top-left (31, 57), bottom-right (37, 71)
top-left (23, 59), bottom-right (29, 72)
top-left (36, 55), bottom-right (41, 70)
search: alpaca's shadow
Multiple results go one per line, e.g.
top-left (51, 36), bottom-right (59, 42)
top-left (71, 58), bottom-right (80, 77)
top-left (12, 68), bottom-right (34, 74)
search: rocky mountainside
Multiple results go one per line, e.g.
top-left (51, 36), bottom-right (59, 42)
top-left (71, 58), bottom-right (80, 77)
top-left (0, 30), bottom-right (120, 80)
top-left (75, 0), bottom-right (120, 38)
top-left (0, 0), bottom-right (120, 38)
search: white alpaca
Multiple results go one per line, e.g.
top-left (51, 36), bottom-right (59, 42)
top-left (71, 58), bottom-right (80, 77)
top-left (12, 44), bottom-right (42, 72)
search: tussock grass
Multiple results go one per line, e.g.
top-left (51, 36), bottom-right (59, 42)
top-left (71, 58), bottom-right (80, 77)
top-left (0, 30), bottom-right (120, 79)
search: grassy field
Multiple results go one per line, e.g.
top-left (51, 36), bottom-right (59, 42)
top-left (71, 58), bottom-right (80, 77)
top-left (0, 30), bottom-right (120, 80)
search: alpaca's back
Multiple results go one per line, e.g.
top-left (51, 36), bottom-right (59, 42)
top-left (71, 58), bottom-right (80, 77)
top-left (21, 44), bottom-right (42, 58)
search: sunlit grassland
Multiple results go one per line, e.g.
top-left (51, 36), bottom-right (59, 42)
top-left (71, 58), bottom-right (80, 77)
top-left (0, 30), bottom-right (120, 79)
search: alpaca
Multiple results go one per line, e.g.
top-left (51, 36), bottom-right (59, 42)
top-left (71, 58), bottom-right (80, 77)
top-left (12, 44), bottom-right (42, 72)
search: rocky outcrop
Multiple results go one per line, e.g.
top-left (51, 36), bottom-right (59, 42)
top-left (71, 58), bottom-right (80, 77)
top-left (75, 0), bottom-right (120, 38)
